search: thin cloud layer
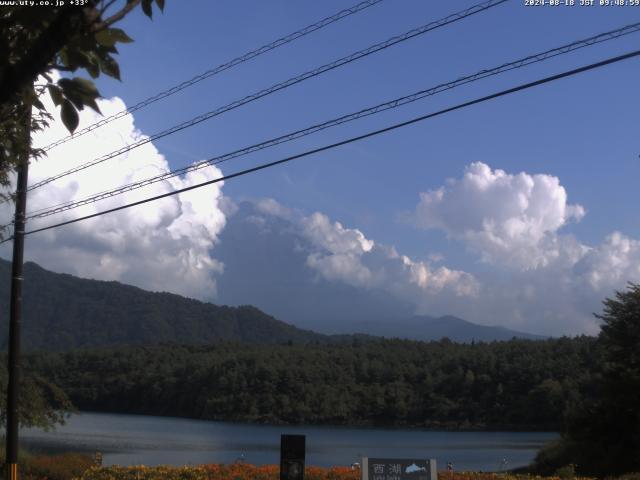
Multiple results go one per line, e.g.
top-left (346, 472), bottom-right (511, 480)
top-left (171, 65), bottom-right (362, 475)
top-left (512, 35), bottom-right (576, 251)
top-left (0, 91), bottom-right (226, 299)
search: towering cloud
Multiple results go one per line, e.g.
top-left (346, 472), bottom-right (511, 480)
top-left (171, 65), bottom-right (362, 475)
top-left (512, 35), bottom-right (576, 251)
top-left (0, 92), bottom-right (227, 299)
top-left (414, 162), bottom-right (640, 334)
top-left (224, 199), bottom-right (479, 307)
top-left (416, 162), bottom-right (586, 269)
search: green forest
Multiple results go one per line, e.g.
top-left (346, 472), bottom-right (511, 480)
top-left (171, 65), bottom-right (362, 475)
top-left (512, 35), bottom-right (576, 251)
top-left (25, 336), bottom-right (597, 430)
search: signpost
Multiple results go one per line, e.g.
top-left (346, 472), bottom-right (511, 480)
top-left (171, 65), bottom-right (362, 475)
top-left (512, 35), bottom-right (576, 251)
top-left (280, 434), bottom-right (305, 480)
top-left (361, 458), bottom-right (437, 480)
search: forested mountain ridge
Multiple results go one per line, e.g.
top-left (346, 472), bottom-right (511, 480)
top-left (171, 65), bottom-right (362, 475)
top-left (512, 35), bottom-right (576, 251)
top-left (0, 259), bottom-right (330, 350)
top-left (0, 258), bottom-right (543, 349)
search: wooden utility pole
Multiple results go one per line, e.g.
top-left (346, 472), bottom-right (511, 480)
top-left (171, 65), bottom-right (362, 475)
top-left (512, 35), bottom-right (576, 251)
top-left (5, 106), bottom-right (31, 480)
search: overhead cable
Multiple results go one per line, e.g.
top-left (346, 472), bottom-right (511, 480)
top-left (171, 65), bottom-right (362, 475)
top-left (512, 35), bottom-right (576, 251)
top-left (22, 21), bottom-right (640, 221)
top-left (4, 48), bottom-right (637, 243)
top-left (40, 0), bottom-right (386, 152)
top-left (27, 0), bottom-right (508, 192)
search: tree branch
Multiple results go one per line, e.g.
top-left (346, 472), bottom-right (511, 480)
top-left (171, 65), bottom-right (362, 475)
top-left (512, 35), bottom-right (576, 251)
top-left (47, 64), bottom-right (73, 72)
top-left (100, 0), bottom-right (118, 15)
top-left (91, 0), bottom-right (141, 33)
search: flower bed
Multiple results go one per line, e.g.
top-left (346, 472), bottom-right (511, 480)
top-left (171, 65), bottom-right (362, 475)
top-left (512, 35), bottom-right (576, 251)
top-left (74, 465), bottom-right (597, 480)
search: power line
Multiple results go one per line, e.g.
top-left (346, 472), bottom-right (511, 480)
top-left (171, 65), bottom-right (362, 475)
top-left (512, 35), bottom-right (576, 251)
top-left (22, 21), bottom-right (640, 222)
top-left (26, 0), bottom-right (508, 193)
top-left (5, 48), bottom-right (637, 243)
top-left (40, 0), bottom-right (386, 153)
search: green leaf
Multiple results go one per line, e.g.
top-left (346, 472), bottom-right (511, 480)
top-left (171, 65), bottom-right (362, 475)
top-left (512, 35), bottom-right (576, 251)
top-left (155, 0), bottom-right (165, 12)
top-left (83, 97), bottom-right (102, 115)
top-left (63, 91), bottom-right (85, 111)
top-left (99, 55), bottom-right (121, 81)
top-left (59, 49), bottom-right (70, 68)
top-left (85, 58), bottom-right (100, 79)
top-left (98, 44), bottom-right (118, 54)
top-left (95, 27), bottom-right (134, 47)
top-left (58, 77), bottom-right (102, 113)
top-left (60, 99), bottom-right (79, 134)
top-left (141, 0), bottom-right (153, 18)
top-left (58, 79), bottom-right (85, 110)
top-left (47, 85), bottom-right (63, 106)
top-left (70, 77), bottom-right (100, 97)
top-left (110, 28), bottom-right (134, 43)
top-left (95, 30), bottom-right (116, 47)
top-left (59, 48), bottom-right (88, 71)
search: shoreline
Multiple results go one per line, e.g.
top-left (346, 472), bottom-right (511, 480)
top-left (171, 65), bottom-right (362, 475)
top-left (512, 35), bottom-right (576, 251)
top-left (68, 409), bottom-right (560, 433)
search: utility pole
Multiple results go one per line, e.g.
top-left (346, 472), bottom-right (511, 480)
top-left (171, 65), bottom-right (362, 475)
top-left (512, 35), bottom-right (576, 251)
top-left (5, 105), bottom-right (31, 480)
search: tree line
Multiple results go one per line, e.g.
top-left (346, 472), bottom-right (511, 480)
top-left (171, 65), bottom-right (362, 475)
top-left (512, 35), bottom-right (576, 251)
top-left (24, 336), bottom-right (597, 431)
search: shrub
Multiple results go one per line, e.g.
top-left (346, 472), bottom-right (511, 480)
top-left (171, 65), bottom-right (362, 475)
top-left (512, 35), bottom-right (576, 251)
top-left (606, 475), bottom-right (640, 480)
top-left (73, 465), bottom-right (600, 480)
top-left (23, 452), bottom-right (94, 480)
top-left (554, 465), bottom-right (577, 479)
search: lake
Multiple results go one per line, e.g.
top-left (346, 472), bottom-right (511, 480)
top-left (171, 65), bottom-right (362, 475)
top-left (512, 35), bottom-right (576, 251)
top-left (21, 412), bottom-right (557, 471)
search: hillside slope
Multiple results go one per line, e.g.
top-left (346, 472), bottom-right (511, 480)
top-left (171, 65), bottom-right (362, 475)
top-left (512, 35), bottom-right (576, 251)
top-left (0, 259), bottom-right (327, 350)
top-left (0, 258), bottom-right (543, 350)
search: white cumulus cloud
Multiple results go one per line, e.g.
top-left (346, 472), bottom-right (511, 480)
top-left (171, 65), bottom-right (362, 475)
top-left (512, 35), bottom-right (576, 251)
top-left (416, 162), bottom-right (585, 269)
top-left (412, 162), bottom-right (640, 334)
top-left (252, 201), bottom-right (478, 301)
top-left (301, 212), bottom-right (374, 255)
top-left (0, 89), bottom-right (226, 299)
top-left (401, 255), bottom-right (479, 297)
top-left (575, 232), bottom-right (640, 291)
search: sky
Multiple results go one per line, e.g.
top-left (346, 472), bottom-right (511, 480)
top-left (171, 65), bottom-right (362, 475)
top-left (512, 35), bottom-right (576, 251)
top-left (2, 0), bottom-right (640, 336)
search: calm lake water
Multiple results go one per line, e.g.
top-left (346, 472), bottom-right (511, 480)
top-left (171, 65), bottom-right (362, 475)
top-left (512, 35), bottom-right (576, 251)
top-left (21, 412), bottom-right (557, 471)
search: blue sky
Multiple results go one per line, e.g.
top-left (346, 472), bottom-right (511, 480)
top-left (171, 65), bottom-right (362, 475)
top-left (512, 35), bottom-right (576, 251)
top-left (3, 0), bottom-right (640, 336)
top-left (101, 0), bottom-right (639, 267)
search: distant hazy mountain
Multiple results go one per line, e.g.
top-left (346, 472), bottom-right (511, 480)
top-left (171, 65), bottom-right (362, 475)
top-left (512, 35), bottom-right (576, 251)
top-left (214, 202), bottom-right (415, 332)
top-left (215, 201), bottom-right (545, 341)
top-left (345, 315), bottom-right (546, 342)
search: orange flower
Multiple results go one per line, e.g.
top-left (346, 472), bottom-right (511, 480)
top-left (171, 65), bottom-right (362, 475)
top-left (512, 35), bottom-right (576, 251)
top-left (76, 464), bottom-right (598, 480)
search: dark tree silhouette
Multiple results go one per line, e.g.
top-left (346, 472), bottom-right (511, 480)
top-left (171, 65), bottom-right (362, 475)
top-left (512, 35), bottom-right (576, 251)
top-left (535, 283), bottom-right (640, 477)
